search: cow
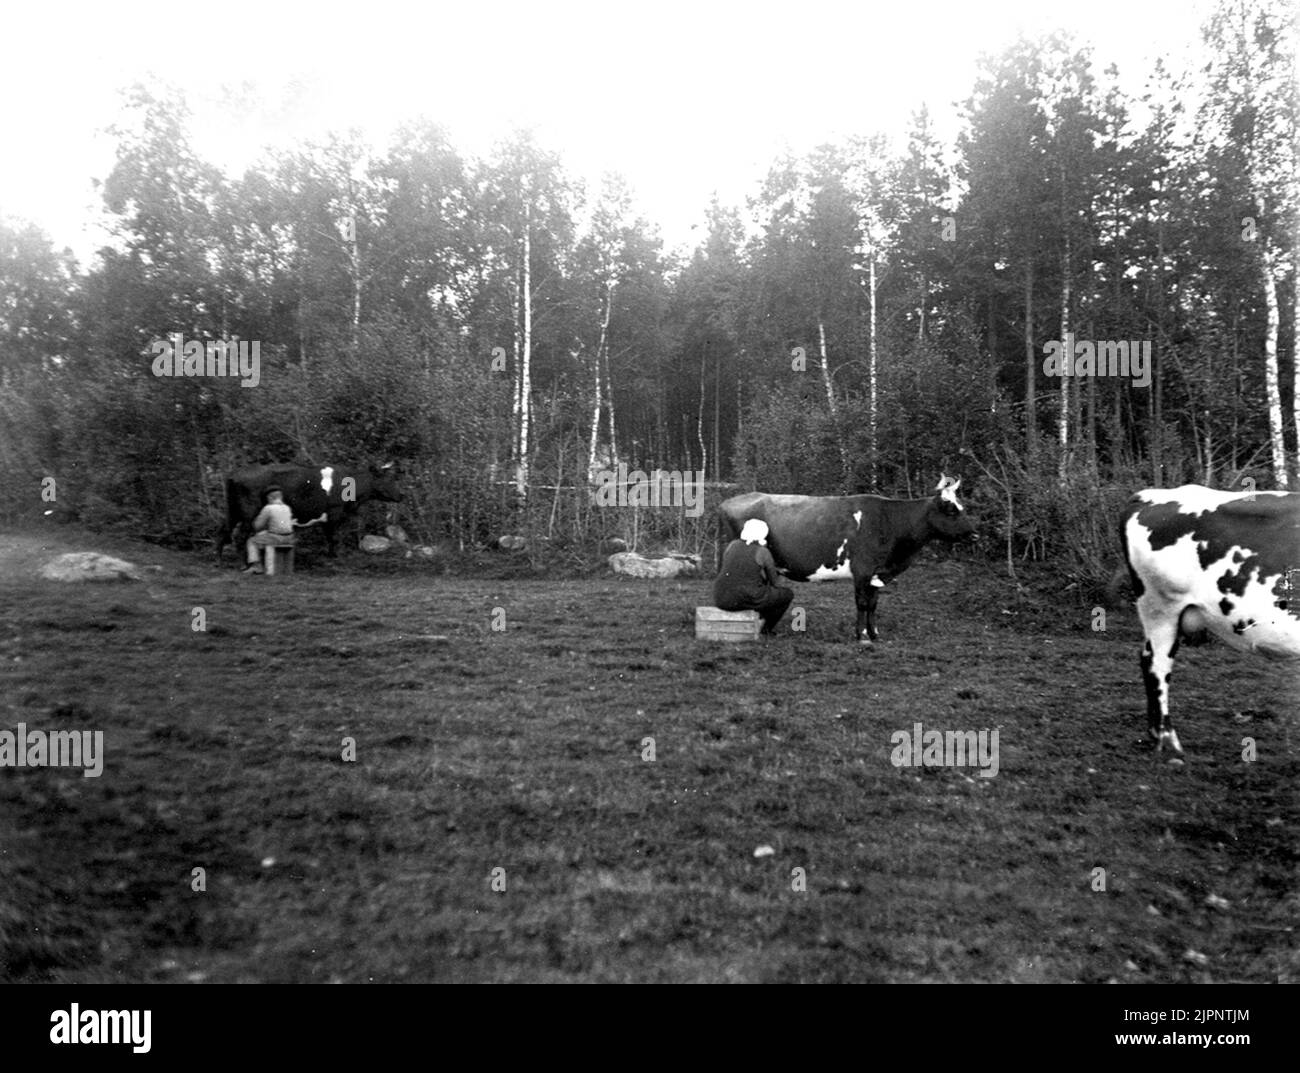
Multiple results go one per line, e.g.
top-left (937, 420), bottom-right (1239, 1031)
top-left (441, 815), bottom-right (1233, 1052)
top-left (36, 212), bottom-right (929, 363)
top-left (1121, 484), bottom-right (1300, 755)
top-left (215, 462), bottom-right (402, 563)
top-left (716, 475), bottom-right (977, 645)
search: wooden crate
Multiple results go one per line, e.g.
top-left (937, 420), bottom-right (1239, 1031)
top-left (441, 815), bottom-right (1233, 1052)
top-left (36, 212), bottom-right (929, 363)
top-left (695, 606), bottom-right (761, 642)
top-left (263, 543), bottom-right (295, 576)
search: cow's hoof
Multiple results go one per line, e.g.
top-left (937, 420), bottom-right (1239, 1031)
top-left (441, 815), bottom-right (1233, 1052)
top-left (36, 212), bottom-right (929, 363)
top-left (858, 637), bottom-right (874, 648)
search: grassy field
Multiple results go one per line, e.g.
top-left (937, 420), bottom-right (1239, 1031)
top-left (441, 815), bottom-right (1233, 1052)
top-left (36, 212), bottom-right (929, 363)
top-left (1, 527), bottom-right (1296, 983)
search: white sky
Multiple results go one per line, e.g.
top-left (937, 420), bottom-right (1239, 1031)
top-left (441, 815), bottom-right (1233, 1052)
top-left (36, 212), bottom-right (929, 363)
top-left (1, 0), bottom-right (1213, 267)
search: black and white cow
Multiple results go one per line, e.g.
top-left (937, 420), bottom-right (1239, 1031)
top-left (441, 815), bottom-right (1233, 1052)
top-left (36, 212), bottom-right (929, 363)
top-left (216, 462), bottom-right (402, 562)
top-left (1121, 484), bottom-right (1300, 754)
top-left (717, 475), bottom-right (977, 645)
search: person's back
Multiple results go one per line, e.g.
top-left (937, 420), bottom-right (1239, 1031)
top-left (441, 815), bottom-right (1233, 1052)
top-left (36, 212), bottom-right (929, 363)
top-left (715, 539), bottom-right (775, 609)
top-left (712, 518), bottom-right (793, 635)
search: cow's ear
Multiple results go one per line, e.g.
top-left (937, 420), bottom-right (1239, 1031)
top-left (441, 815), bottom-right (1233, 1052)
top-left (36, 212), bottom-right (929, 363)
top-left (936, 473), bottom-right (950, 491)
top-left (950, 478), bottom-right (961, 493)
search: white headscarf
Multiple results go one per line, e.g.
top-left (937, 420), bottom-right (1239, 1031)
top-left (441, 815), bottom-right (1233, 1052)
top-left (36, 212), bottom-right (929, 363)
top-left (739, 519), bottom-right (769, 546)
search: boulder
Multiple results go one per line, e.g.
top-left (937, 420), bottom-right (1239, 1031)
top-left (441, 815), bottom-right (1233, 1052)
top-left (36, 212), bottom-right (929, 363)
top-left (39, 552), bottom-right (144, 582)
top-left (498, 534), bottom-right (527, 551)
top-left (360, 535), bottom-right (392, 554)
top-left (608, 551), bottom-right (701, 579)
top-left (385, 524), bottom-right (410, 546)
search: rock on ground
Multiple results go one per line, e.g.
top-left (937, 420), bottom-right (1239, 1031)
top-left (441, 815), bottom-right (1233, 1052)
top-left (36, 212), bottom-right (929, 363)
top-left (608, 551), bottom-right (701, 579)
top-left (360, 535), bottom-right (392, 554)
top-left (39, 552), bottom-right (144, 582)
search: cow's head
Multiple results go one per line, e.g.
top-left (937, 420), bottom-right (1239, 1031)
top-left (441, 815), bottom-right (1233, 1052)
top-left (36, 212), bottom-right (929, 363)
top-left (369, 462), bottom-right (403, 504)
top-left (927, 474), bottom-right (977, 542)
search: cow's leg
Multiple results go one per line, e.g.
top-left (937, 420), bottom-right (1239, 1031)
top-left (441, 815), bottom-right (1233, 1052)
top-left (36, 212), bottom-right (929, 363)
top-left (853, 574), bottom-right (882, 646)
top-left (1136, 602), bottom-right (1182, 754)
top-left (217, 520), bottom-right (247, 564)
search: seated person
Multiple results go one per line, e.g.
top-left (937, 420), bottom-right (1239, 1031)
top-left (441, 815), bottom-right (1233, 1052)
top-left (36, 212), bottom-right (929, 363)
top-left (713, 518), bottom-right (794, 635)
top-left (244, 486), bottom-right (317, 573)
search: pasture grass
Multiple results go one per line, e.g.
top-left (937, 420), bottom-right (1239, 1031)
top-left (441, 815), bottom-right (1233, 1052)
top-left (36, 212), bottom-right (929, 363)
top-left (1, 529), bottom-right (1296, 982)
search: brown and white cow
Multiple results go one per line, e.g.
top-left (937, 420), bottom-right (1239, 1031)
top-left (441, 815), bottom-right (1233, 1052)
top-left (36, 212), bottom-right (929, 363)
top-left (717, 476), bottom-right (977, 645)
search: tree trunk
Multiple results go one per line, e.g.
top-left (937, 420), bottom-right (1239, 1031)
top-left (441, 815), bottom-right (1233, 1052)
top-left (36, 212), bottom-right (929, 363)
top-left (1024, 262), bottom-right (1035, 469)
top-left (586, 279), bottom-right (614, 480)
top-left (713, 336), bottom-right (721, 480)
top-left (1086, 350), bottom-right (1097, 477)
top-left (818, 318), bottom-right (836, 416)
top-left (349, 221), bottom-right (361, 358)
top-left (697, 340), bottom-right (709, 481)
top-left (511, 268), bottom-right (521, 466)
top-left (1261, 244), bottom-right (1286, 488)
top-left (1293, 229), bottom-right (1300, 486)
top-left (515, 200), bottom-right (532, 500)
top-left (586, 340), bottom-right (603, 479)
top-left (1058, 232), bottom-right (1071, 484)
top-left (1152, 211), bottom-right (1165, 484)
top-left (868, 252), bottom-right (878, 486)
top-left (604, 319), bottom-right (618, 464)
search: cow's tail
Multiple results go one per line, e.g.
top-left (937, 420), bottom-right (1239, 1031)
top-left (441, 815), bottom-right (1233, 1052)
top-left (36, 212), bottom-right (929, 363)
top-left (1108, 505), bottom-right (1140, 608)
top-left (716, 508), bottom-right (733, 574)
top-left (1105, 564), bottom-right (1134, 608)
top-left (215, 478), bottom-right (239, 561)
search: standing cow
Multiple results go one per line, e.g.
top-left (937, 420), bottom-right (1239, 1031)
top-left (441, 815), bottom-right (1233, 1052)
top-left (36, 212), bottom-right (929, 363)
top-left (1121, 484), bottom-right (1300, 754)
top-left (216, 462), bottom-right (402, 562)
top-left (717, 475), bottom-right (977, 645)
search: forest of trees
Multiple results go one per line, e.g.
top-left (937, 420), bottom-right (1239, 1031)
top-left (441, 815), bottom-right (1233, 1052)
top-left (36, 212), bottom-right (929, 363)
top-left (0, 0), bottom-right (1295, 588)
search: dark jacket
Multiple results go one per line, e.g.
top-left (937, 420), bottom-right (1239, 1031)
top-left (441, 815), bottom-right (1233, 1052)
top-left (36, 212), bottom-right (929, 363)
top-left (714, 539), bottom-right (786, 610)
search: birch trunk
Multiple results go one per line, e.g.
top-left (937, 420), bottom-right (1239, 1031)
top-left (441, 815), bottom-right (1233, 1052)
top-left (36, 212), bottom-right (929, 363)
top-left (603, 321), bottom-right (618, 464)
top-left (587, 279), bottom-right (614, 480)
top-left (1261, 244), bottom-right (1286, 488)
top-left (697, 340), bottom-right (709, 480)
top-left (1293, 226), bottom-right (1299, 486)
top-left (818, 319), bottom-right (836, 415)
top-left (868, 252), bottom-right (879, 485)
top-left (1024, 262), bottom-right (1035, 469)
top-left (1058, 233), bottom-right (1071, 484)
top-left (515, 201), bottom-right (532, 500)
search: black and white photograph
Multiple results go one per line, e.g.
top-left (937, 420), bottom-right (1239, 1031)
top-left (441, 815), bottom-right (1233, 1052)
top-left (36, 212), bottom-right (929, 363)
top-left (0, 0), bottom-right (1296, 1023)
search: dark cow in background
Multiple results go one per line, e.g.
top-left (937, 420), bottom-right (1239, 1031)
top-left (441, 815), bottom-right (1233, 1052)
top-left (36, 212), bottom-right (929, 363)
top-left (216, 462), bottom-right (402, 562)
top-left (1121, 484), bottom-right (1300, 754)
top-left (717, 475), bottom-right (977, 645)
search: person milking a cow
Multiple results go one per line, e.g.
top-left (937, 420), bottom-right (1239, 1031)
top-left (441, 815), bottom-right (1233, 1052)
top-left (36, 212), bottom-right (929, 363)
top-left (242, 486), bottom-right (326, 573)
top-left (714, 519), bottom-right (794, 636)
